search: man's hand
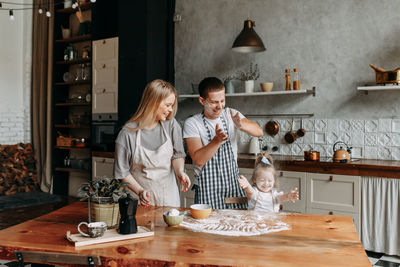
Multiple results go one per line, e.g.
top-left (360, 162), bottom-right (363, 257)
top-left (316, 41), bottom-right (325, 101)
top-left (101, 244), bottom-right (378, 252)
top-left (238, 175), bottom-right (251, 189)
top-left (177, 171), bottom-right (191, 192)
top-left (212, 124), bottom-right (229, 144)
top-left (230, 109), bottom-right (243, 130)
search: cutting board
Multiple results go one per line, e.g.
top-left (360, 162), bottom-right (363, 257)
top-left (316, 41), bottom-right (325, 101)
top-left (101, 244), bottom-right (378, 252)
top-left (66, 226), bottom-right (154, 247)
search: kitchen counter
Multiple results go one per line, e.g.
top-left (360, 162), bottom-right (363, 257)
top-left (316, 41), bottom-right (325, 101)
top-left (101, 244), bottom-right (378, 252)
top-left (0, 201), bottom-right (369, 266)
top-left (93, 151), bottom-right (400, 178)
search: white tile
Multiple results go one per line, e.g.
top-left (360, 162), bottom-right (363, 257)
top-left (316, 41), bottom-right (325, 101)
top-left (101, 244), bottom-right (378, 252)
top-left (315, 119), bottom-right (327, 132)
top-left (377, 133), bottom-right (392, 146)
top-left (291, 143), bottom-right (303, 156)
top-left (392, 119), bottom-right (400, 133)
top-left (392, 133), bottom-right (400, 146)
top-left (349, 131), bottom-right (364, 146)
top-left (327, 132), bottom-right (339, 145)
top-left (365, 146), bottom-right (378, 159)
top-left (315, 132), bottom-right (326, 144)
top-left (327, 119), bottom-right (339, 132)
top-left (378, 147), bottom-right (391, 160)
top-left (392, 147), bottom-right (400, 160)
top-left (365, 133), bottom-right (378, 146)
top-left (338, 132), bottom-right (351, 144)
top-left (365, 120), bottom-right (378, 133)
top-left (381, 255), bottom-right (400, 264)
top-left (323, 145), bottom-right (333, 157)
top-left (303, 131), bottom-right (314, 144)
top-left (278, 119), bottom-right (291, 132)
top-left (378, 119), bottom-right (392, 132)
top-left (351, 147), bottom-right (363, 158)
top-left (339, 120), bottom-right (352, 132)
top-left (313, 144), bottom-right (325, 157)
top-left (303, 119), bottom-right (315, 131)
top-left (280, 144), bottom-right (291, 155)
top-left (352, 120), bottom-right (364, 132)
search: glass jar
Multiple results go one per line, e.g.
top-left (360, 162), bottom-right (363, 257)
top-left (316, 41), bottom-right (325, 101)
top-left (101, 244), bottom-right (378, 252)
top-left (293, 68), bottom-right (300, 90)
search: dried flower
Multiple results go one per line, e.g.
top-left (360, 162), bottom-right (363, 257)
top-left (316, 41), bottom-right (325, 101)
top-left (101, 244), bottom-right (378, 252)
top-left (236, 63), bottom-right (260, 81)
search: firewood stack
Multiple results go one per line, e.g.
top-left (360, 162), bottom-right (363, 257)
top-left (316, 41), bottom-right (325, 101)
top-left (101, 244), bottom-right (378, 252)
top-left (0, 143), bottom-right (38, 196)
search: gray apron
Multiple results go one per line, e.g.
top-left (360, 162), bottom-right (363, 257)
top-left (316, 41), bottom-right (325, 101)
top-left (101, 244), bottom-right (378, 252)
top-left (196, 114), bottom-right (247, 209)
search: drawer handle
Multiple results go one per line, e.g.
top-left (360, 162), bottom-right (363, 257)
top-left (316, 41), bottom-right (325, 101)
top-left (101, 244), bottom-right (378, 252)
top-left (329, 176), bottom-right (333, 182)
top-left (102, 159), bottom-right (106, 163)
top-left (103, 40), bottom-right (106, 44)
top-left (280, 171), bottom-right (283, 177)
top-left (329, 211), bottom-right (333, 215)
top-left (279, 204), bottom-right (283, 211)
top-left (102, 88), bottom-right (106, 93)
top-left (102, 64), bottom-right (106, 68)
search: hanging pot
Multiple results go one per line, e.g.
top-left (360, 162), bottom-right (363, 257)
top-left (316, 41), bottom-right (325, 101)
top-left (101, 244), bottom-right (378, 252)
top-left (284, 119), bottom-right (297, 144)
top-left (265, 120), bottom-right (279, 136)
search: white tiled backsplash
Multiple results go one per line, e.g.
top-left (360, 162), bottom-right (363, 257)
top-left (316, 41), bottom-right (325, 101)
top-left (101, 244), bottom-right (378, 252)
top-left (239, 118), bottom-right (400, 160)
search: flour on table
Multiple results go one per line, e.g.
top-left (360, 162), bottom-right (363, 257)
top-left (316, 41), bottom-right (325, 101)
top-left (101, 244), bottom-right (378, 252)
top-left (180, 209), bottom-right (290, 236)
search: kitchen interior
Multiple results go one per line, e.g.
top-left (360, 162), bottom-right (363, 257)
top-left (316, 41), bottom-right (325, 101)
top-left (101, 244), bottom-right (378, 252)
top-left (1, 0), bottom-right (400, 266)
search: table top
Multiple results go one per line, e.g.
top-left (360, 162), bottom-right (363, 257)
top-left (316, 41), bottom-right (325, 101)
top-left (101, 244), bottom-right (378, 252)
top-left (0, 201), bottom-right (369, 266)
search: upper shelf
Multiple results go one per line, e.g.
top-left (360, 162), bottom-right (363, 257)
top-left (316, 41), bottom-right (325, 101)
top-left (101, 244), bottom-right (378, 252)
top-left (55, 34), bottom-right (92, 44)
top-left (357, 85), bottom-right (400, 94)
top-left (179, 87), bottom-right (316, 98)
top-left (56, 58), bottom-right (91, 65)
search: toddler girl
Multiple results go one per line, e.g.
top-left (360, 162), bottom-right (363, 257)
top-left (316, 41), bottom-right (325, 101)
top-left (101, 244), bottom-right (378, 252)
top-left (238, 153), bottom-right (298, 212)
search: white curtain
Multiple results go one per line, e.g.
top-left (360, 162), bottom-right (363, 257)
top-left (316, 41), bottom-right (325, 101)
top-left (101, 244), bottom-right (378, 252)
top-left (361, 177), bottom-right (400, 256)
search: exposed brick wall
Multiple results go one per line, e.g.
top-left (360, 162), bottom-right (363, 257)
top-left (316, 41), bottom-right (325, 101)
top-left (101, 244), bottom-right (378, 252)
top-left (0, 110), bottom-right (30, 145)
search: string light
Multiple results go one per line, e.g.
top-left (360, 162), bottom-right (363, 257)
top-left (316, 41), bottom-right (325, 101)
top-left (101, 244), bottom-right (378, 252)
top-left (38, 5), bottom-right (43, 14)
top-left (45, 8), bottom-right (50, 17)
top-left (9, 9), bottom-right (14, 20)
top-left (90, 0), bottom-right (96, 2)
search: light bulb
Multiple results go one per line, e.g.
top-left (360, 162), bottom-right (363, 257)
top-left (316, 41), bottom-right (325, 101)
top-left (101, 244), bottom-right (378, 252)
top-left (90, 0), bottom-right (96, 2)
top-left (46, 10), bottom-right (51, 17)
top-left (72, 3), bottom-right (77, 9)
top-left (9, 10), bottom-right (14, 20)
top-left (38, 8), bottom-right (43, 14)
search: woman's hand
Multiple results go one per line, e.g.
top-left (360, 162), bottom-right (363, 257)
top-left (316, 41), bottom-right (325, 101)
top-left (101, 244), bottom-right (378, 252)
top-left (138, 189), bottom-right (151, 206)
top-left (238, 175), bottom-right (251, 189)
top-left (177, 171), bottom-right (191, 192)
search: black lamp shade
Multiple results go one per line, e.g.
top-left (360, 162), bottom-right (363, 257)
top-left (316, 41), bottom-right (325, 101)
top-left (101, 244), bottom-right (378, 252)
top-left (232, 20), bottom-right (266, 53)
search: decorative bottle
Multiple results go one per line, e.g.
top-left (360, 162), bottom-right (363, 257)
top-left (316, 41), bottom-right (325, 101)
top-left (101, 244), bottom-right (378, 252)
top-left (285, 69), bottom-right (291, 91)
top-left (293, 68), bottom-right (300, 90)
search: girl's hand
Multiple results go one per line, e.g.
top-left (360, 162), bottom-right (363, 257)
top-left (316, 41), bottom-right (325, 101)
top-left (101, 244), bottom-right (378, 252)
top-left (177, 171), bottom-right (191, 192)
top-left (138, 189), bottom-right (151, 206)
top-left (238, 175), bottom-right (251, 189)
top-left (288, 187), bottom-right (299, 202)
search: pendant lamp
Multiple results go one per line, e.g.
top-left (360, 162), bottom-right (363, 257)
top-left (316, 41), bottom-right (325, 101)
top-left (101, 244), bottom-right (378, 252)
top-left (232, 20), bottom-right (266, 53)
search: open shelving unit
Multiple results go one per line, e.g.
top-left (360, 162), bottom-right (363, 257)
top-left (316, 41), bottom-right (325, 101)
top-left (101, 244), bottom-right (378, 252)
top-left (179, 87), bottom-right (316, 98)
top-left (357, 85), bottom-right (400, 95)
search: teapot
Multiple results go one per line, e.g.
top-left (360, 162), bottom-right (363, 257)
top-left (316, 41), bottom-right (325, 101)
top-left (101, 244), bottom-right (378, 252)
top-left (248, 137), bottom-right (260, 155)
top-left (333, 141), bottom-right (352, 163)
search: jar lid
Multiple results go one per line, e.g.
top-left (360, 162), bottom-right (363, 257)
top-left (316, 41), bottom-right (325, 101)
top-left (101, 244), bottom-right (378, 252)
top-left (293, 68), bottom-right (299, 72)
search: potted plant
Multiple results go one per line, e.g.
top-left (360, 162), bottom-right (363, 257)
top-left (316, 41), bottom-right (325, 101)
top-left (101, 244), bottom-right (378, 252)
top-left (237, 62), bottom-right (260, 93)
top-left (77, 177), bottom-right (129, 228)
top-left (223, 75), bottom-right (237, 94)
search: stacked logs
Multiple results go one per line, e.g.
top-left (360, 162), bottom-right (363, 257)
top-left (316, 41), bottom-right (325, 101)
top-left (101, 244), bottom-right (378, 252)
top-left (0, 143), bottom-right (38, 196)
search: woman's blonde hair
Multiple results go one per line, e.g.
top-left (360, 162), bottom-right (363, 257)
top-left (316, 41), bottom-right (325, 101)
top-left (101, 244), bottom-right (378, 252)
top-left (126, 79), bottom-right (177, 131)
top-left (251, 152), bottom-right (277, 189)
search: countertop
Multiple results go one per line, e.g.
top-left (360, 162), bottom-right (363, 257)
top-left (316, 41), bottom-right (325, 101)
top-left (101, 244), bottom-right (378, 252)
top-left (93, 151), bottom-right (400, 178)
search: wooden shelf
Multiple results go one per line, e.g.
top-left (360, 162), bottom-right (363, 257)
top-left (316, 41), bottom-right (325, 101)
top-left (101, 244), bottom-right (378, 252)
top-left (55, 146), bottom-right (91, 151)
top-left (55, 124), bottom-right (90, 128)
top-left (54, 80), bottom-right (91, 86)
top-left (179, 87), bottom-right (316, 98)
top-left (56, 58), bottom-right (91, 65)
top-left (55, 34), bottom-right (92, 44)
top-left (55, 167), bottom-right (90, 174)
top-left (357, 85), bottom-right (400, 95)
top-left (55, 102), bottom-right (91, 107)
top-left (56, 2), bottom-right (92, 14)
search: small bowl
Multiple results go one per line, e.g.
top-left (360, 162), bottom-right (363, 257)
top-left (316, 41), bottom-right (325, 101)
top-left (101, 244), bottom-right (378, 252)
top-left (190, 204), bottom-right (212, 219)
top-left (260, 82), bottom-right (274, 92)
top-left (163, 211), bottom-right (184, 226)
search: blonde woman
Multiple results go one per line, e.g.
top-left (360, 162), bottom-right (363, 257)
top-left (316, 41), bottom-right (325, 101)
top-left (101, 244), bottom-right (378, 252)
top-left (114, 79), bottom-right (190, 207)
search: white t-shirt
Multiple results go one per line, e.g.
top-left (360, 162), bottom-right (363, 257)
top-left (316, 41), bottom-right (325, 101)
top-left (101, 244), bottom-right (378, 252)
top-left (183, 107), bottom-right (244, 180)
top-left (248, 187), bottom-right (283, 212)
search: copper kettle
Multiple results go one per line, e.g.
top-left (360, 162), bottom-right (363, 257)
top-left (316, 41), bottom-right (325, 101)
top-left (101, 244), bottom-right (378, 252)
top-left (333, 141), bottom-right (352, 163)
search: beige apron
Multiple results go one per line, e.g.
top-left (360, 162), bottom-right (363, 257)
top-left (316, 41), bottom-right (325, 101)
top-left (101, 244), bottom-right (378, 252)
top-left (130, 122), bottom-right (180, 207)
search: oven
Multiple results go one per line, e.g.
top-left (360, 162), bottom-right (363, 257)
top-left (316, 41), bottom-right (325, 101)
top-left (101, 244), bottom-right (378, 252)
top-left (91, 121), bottom-right (118, 152)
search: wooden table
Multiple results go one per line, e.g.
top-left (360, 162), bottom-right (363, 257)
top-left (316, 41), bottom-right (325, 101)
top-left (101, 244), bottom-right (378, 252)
top-left (0, 202), bottom-right (370, 266)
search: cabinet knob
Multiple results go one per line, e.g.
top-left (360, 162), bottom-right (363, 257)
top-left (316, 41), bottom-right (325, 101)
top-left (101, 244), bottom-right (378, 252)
top-left (102, 88), bottom-right (106, 93)
top-left (329, 176), bottom-right (333, 182)
top-left (102, 64), bottom-right (106, 68)
top-left (279, 204), bottom-right (283, 211)
top-left (102, 159), bottom-right (106, 163)
top-left (329, 211), bottom-right (333, 215)
top-left (280, 171), bottom-right (283, 177)
top-left (103, 40), bottom-right (106, 44)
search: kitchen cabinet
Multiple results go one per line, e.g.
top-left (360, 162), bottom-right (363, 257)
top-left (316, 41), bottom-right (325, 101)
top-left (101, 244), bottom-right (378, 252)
top-left (92, 37), bottom-right (118, 119)
top-left (277, 170), bottom-right (307, 213)
top-left (92, 157), bottom-right (114, 179)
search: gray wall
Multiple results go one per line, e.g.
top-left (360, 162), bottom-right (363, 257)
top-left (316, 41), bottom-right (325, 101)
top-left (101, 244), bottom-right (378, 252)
top-left (174, 0), bottom-right (400, 121)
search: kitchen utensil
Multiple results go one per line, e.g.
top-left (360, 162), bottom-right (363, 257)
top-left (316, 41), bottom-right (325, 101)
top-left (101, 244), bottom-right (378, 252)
top-left (333, 141), bottom-right (352, 163)
top-left (296, 118), bottom-right (306, 137)
top-left (63, 72), bottom-right (72, 82)
top-left (370, 64), bottom-right (400, 84)
top-left (284, 119), bottom-right (297, 144)
top-left (163, 211), bottom-right (184, 226)
top-left (265, 120), bottom-right (279, 136)
top-left (304, 150), bottom-right (320, 161)
top-left (260, 82), bottom-right (273, 92)
top-left (118, 194), bottom-right (138, 234)
top-left (77, 221), bottom-right (107, 238)
top-left (248, 137), bottom-right (260, 154)
top-left (190, 204), bottom-right (212, 219)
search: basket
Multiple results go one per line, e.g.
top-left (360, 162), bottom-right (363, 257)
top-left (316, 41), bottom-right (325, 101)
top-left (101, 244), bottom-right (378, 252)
top-left (56, 136), bottom-right (75, 147)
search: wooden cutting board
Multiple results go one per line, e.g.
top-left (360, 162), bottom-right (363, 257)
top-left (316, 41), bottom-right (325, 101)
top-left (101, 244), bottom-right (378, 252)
top-left (66, 226), bottom-right (153, 247)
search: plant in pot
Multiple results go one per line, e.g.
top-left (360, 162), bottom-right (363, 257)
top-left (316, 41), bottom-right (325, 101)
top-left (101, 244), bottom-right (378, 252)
top-left (77, 177), bottom-right (129, 228)
top-left (222, 75), bottom-right (237, 94)
top-left (237, 62), bottom-right (260, 93)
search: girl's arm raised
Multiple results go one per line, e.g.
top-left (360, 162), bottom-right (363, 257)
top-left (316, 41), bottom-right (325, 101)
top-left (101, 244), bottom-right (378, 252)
top-left (277, 187), bottom-right (299, 203)
top-left (238, 175), bottom-right (255, 199)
